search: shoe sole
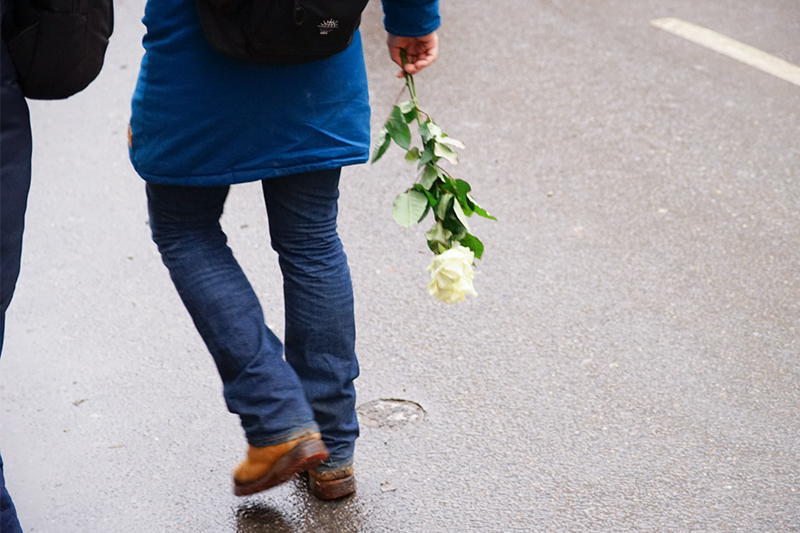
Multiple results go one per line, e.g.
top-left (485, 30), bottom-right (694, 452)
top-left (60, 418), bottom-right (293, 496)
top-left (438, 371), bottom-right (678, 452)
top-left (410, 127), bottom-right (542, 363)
top-left (308, 474), bottom-right (356, 500)
top-left (233, 439), bottom-right (329, 497)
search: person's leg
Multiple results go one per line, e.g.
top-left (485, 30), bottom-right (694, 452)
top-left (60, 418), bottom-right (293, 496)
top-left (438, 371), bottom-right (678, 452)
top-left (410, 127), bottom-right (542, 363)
top-left (0, 451), bottom-right (22, 533)
top-left (0, 34), bottom-right (32, 533)
top-left (145, 183), bottom-right (318, 446)
top-left (261, 168), bottom-right (359, 471)
top-left (0, 34), bottom-right (33, 354)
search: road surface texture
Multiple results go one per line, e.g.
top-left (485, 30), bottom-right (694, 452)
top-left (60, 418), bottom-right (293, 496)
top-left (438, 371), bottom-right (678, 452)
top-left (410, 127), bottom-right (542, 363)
top-left (1, 0), bottom-right (798, 531)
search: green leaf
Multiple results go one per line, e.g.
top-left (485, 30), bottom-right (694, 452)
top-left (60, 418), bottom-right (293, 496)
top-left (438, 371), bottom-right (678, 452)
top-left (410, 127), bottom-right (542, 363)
top-left (426, 121), bottom-right (443, 139)
top-left (472, 204), bottom-right (497, 220)
top-left (439, 196), bottom-right (467, 240)
top-left (398, 101), bottom-right (418, 123)
top-left (418, 202), bottom-right (431, 223)
top-left (438, 177), bottom-right (456, 196)
top-left (452, 200), bottom-right (471, 232)
top-left (442, 215), bottom-right (467, 241)
top-left (425, 221), bottom-right (452, 247)
top-left (386, 107), bottom-right (411, 149)
top-left (419, 142), bottom-right (435, 165)
top-left (392, 189), bottom-right (429, 227)
top-left (459, 233), bottom-right (484, 260)
top-left (419, 121), bottom-right (433, 142)
top-left (439, 136), bottom-right (465, 149)
top-left (405, 147), bottom-right (420, 163)
top-left (455, 179), bottom-right (471, 196)
top-left (420, 164), bottom-right (440, 188)
top-left (371, 127), bottom-right (391, 163)
top-left (398, 100), bottom-right (416, 114)
top-left (453, 180), bottom-right (473, 216)
top-left (435, 193), bottom-right (453, 221)
top-left (468, 193), bottom-right (497, 220)
top-left (434, 142), bottom-right (459, 164)
top-left (412, 183), bottom-right (438, 207)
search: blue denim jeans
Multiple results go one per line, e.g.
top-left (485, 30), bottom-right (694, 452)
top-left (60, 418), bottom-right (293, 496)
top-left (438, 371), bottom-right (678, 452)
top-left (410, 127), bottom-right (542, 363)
top-left (146, 168), bottom-right (358, 467)
top-left (0, 14), bottom-right (32, 354)
top-left (0, 451), bottom-right (22, 533)
top-left (1, 23), bottom-right (31, 533)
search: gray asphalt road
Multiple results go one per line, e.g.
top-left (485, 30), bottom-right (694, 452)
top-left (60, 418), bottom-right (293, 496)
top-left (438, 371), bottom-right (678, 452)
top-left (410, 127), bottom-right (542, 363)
top-left (2, 0), bottom-right (799, 531)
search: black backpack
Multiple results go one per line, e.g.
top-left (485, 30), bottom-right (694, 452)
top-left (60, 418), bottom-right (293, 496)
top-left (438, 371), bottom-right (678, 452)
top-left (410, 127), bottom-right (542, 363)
top-left (2, 0), bottom-right (113, 100)
top-left (196, 0), bottom-right (369, 64)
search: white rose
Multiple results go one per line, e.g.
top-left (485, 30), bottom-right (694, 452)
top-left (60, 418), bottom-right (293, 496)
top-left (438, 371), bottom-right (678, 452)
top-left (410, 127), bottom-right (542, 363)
top-left (426, 245), bottom-right (478, 304)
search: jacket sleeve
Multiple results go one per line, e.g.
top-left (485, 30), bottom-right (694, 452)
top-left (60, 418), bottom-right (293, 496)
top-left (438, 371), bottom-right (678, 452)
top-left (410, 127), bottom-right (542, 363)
top-left (381, 0), bottom-right (440, 37)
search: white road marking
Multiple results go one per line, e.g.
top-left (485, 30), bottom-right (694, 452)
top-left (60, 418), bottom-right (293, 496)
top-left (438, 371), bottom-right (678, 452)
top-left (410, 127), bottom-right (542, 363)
top-left (651, 17), bottom-right (800, 87)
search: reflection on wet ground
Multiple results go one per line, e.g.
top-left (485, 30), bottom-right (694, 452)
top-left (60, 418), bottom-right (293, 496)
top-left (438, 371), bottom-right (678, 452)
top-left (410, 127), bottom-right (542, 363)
top-left (235, 476), bottom-right (366, 533)
top-left (236, 504), bottom-right (294, 533)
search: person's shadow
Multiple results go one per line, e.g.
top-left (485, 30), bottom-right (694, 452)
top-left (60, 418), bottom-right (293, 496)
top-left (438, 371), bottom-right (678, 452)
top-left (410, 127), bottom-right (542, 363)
top-left (235, 476), bottom-right (366, 533)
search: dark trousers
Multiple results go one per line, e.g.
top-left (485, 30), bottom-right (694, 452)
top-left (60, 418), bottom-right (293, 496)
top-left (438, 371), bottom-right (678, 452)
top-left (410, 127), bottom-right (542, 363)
top-left (1, 29), bottom-right (33, 533)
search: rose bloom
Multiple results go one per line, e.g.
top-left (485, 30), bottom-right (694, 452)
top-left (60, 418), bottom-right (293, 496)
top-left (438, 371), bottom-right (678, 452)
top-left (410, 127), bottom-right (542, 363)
top-left (426, 245), bottom-right (478, 304)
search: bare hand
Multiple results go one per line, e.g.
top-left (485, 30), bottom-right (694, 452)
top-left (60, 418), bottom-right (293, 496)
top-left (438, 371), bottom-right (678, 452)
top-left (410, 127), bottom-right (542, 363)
top-left (387, 32), bottom-right (439, 78)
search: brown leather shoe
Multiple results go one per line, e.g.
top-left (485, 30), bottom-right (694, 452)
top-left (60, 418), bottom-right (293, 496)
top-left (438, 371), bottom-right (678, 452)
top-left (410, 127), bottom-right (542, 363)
top-left (233, 432), bottom-right (329, 497)
top-left (307, 465), bottom-right (356, 500)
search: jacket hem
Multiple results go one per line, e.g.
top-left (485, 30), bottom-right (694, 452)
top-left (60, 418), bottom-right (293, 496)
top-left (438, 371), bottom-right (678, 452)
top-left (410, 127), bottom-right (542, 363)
top-left (132, 155), bottom-right (369, 186)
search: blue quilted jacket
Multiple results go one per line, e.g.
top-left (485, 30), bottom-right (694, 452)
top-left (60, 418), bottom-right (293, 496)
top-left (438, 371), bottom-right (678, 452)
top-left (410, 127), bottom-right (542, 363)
top-left (129, 0), bottom-right (439, 185)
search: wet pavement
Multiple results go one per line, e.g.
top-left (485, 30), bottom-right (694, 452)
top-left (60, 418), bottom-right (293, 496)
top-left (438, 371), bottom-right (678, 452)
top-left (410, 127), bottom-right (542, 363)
top-left (2, 0), bottom-right (799, 531)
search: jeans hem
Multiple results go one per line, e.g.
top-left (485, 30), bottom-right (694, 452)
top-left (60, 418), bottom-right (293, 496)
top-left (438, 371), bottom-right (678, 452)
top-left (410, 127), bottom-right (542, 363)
top-left (315, 456), bottom-right (354, 473)
top-left (247, 424), bottom-right (320, 448)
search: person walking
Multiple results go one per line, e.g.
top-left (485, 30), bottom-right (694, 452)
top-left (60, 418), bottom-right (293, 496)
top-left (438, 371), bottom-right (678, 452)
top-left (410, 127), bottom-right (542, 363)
top-left (2, 0), bottom-right (110, 522)
top-left (128, 0), bottom-right (439, 499)
top-left (1, 0), bottom-right (34, 527)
